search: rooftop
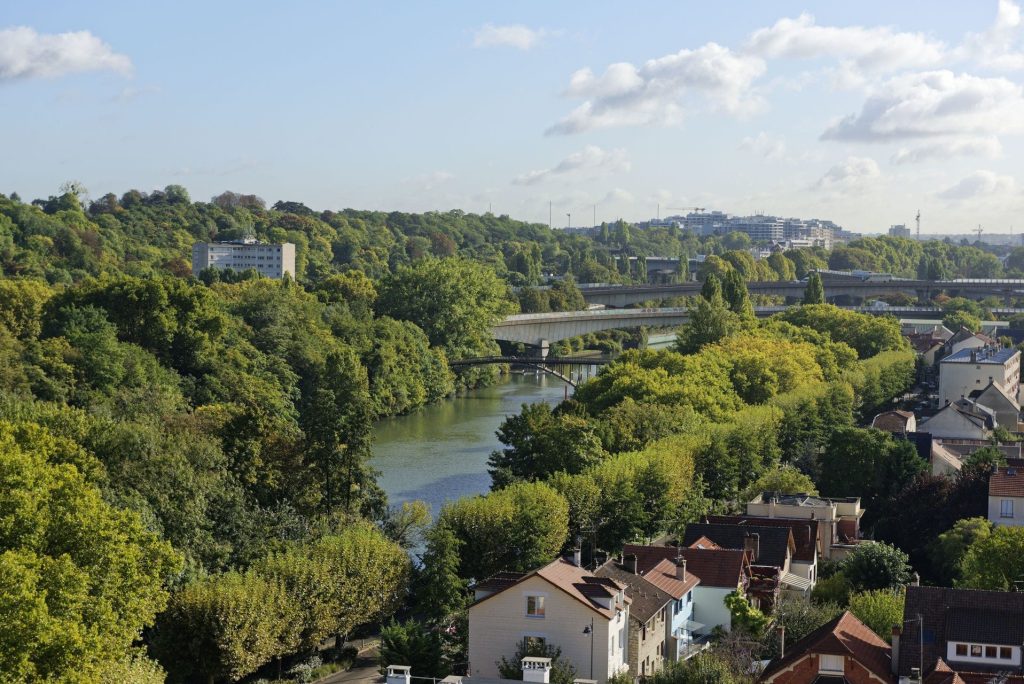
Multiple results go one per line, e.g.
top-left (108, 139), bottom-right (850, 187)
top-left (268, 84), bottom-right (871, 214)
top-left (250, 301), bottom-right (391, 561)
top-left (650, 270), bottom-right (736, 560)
top-left (762, 611), bottom-right (893, 683)
top-left (681, 523), bottom-right (793, 569)
top-left (942, 347), bottom-right (1018, 365)
top-left (595, 560), bottom-right (673, 623)
top-left (706, 515), bottom-right (817, 562)
top-left (990, 466), bottom-right (1024, 497)
top-left (622, 543), bottom-right (747, 589)
top-left (471, 558), bottom-right (628, 619)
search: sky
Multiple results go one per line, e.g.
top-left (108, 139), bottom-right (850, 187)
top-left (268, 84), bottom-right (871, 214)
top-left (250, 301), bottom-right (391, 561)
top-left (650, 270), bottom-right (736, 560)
top-left (3, 1), bottom-right (1024, 233)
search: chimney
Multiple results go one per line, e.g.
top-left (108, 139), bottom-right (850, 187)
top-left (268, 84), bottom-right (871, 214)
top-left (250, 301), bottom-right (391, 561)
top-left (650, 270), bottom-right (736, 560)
top-left (522, 658), bottom-right (552, 684)
top-left (971, 349), bottom-right (978, 363)
top-left (624, 553), bottom-right (638, 574)
top-left (386, 666), bottom-right (412, 684)
top-left (676, 557), bottom-right (687, 581)
top-left (573, 540), bottom-right (582, 568)
top-left (891, 627), bottom-right (901, 675)
top-left (744, 533), bottom-right (760, 563)
top-left (911, 572), bottom-right (920, 587)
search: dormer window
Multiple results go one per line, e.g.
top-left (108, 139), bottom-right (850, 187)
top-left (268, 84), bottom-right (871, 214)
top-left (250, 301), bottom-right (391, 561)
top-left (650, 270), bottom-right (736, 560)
top-left (950, 642), bottom-right (1018, 664)
top-left (819, 654), bottom-right (844, 674)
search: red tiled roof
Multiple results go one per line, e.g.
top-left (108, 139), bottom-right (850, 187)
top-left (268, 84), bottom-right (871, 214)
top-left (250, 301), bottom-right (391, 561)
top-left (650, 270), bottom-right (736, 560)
top-left (471, 558), bottom-right (627, 618)
top-left (872, 410), bottom-right (915, 432)
top-left (643, 557), bottom-right (700, 599)
top-left (990, 466), bottom-right (1024, 497)
top-left (622, 543), bottom-right (748, 589)
top-left (762, 611), bottom-right (894, 683)
top-left (688, 536), bottom-right (721, 549)
top-left (923, 659), bottom-right (966, 684)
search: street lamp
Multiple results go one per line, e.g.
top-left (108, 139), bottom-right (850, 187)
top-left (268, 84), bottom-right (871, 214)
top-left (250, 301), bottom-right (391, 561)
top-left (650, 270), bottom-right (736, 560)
top-left (582, 617), bottom-right (594, 679)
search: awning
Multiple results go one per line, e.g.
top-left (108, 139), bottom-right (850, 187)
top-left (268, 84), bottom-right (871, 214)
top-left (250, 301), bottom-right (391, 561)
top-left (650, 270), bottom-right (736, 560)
top-left (780, 571), bottom-right (813, 592)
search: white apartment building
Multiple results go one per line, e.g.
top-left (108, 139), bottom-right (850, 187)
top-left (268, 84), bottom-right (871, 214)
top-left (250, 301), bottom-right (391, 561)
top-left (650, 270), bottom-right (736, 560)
top-left (192, 239), bottom-right (296, 279)
top-left (468, 558), bottom-right (630, 683)
top-left (938, 346), bottom-right (1021, 407)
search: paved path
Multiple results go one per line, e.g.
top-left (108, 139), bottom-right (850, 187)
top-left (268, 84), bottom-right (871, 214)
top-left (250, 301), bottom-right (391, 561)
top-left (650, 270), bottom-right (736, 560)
top-left (317, 644), bottom-right (381, 684)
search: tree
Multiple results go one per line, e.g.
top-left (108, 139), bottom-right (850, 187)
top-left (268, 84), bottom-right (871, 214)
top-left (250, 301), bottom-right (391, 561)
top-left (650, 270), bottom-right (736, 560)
top-left (415, 521), bottom-right (469, 625)
top-left (381, 500), bottom-right (432, 549)
top-left (739, 464), bottom-right (818, 503)
top-left (848, 589), bottom-right (905, 643)
top-left (676, 275), bottom-right (741, 354)
top-left (929, 517), bottom-right (992, 586)
top-left (379, 620), bottom-right (448, 678)
top-left (0, 423), bottom-right (180, 682)
top-left (646, 651), bottom-right (738, 684)
top-left (840, 542), bottom-right (912, 592)
top-left (724, 591), bottom-right (769, 635)
top-left (818, 427), bottom-right (925, 514)
top-left (497, 640), bottom-right (577, 684)
top-left (943, 310), bottom-right (981, 333)
top-left (803, 272), bottom-right (825, 304)
top-left (959, 525), bottom-right (1024, 590)
top-left (151, 571), bottom-right (301, 683)
top-left (760, 597), bottom-right (842, 659)
top-left (722, 269), bottom-right (754, 318)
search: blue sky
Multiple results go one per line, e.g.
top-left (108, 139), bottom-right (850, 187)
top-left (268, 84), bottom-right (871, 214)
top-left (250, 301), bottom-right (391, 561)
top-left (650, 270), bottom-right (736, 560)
top-left (3, 1), bottom-right (1024, 233)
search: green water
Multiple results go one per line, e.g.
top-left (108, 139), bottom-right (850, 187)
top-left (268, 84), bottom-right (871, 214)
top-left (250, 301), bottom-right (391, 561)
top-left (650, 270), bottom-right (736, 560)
top-left (370, 373), bottom-right (572, 515)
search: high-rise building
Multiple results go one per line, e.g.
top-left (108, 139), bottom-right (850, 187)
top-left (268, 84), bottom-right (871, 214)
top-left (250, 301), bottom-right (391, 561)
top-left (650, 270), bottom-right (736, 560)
top-left (192, 239), bottom-right (296, 279)
top-left (888, 224), bottom-right (911, 238)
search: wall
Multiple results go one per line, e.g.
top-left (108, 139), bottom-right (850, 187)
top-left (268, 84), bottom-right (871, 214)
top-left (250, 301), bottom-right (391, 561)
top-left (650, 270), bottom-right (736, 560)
top-left (921, 408), bottom-right (988, 440)
top-left (988, 495), bottom-right (1024, 527)
top-left (691, 586), bottom-right (733, 635)
top-left (939, 358), bottom-right (1018, 407)
top-left (467, 575), bottom-right (627, 682)
top-left (763, 652), bottom-right (892, 684)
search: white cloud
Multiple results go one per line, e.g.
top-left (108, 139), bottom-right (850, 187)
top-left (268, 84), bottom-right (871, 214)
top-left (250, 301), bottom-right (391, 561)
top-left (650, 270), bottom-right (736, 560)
top-left (891, 137), bottom-right (1002, 164)
top-left (936, 170), bottom-right (1016, 200)
top-left (513, 146), bottom-right (630, 185)
top-left (547, 43), bottom-right (765, 135)
top-left (410, 171), bottom-right (455, 191)
top-left (956, 0), bottom-right (1024, 70)
top-left (822, 70), bottom-right (1024, 142)
top-left (746, 13), bottom-right (945, 73)
top-left (0, 26), bottom-right (131, 81)
top-left (814, 156), bottom-right (881, 193)
top-left (739, 132), bottom-right (787, 160)
top-left (603, 188), bottom-right (634, 204)
top-left (472, 24), bottom-right (544, 50)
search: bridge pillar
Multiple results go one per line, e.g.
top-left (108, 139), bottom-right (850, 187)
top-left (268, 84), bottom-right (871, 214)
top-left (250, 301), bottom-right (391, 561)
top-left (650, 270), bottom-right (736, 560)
top-left (537, 339), bottom-right (549, 359)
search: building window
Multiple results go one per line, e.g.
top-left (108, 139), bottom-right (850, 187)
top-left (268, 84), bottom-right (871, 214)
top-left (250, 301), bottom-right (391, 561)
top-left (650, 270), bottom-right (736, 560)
top-left (956, 644), bottom-right (968, 657)
top-left (523, 636), bottom-right (545, 649)
top-left (820, 655), bottom-right (844, 673)
top-left (986, 646), bottom-right (997, 658)
top-left (526, 596), bottom-right (544, 617)
top-left (971, 645), bottom-right (983, 657)
top-left (1000, 647), bottom-right (1012, 660)
top-left (1002, 500), bottom-right (1014, 518)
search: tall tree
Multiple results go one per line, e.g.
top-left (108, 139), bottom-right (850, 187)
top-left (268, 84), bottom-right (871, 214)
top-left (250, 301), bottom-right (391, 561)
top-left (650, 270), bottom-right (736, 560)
top-left (415, 521), bottom-right (469, 625)
top-left (803, 272), bottom-right (825, 304)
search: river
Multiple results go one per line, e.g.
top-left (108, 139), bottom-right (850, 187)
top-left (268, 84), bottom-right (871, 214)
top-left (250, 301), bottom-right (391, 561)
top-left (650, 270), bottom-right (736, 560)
top-left (370, 373), bottom-right (572, 516)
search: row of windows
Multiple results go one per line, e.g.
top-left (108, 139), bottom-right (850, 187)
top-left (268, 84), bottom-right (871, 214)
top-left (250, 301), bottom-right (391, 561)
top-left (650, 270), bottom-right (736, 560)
top-left (954, 643), bottom-right (1014, 660)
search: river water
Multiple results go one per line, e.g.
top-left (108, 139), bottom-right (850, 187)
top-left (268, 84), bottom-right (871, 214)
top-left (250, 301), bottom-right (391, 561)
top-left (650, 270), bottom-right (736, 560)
top-left (370, 373), bottom-right (571, 516)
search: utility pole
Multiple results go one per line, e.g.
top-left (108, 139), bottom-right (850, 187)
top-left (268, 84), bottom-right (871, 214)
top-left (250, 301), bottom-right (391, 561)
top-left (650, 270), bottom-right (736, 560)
top-left (915, 210), bottom-right (921, 240)
top-left (976, 224), bottom-right (984, 242)
top-left (549, 201), bottom-right (552, 229)
top-left (593, 204), bottom-right (596, 228)
top-left (566, 212), bottom-right (571, 230)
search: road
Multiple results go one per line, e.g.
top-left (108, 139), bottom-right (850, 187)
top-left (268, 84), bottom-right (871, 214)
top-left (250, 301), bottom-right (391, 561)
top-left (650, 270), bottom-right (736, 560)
top-left (317, 644), bottom-right (382, 684)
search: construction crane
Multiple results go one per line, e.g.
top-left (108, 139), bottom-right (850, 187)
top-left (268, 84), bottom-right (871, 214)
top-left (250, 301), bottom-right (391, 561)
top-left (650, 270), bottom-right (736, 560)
top-left (976, 224), bottom-right (984, 242)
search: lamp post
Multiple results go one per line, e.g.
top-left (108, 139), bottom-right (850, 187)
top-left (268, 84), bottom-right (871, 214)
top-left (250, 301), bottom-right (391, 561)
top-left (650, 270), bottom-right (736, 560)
top-left (582, 617), bottom-right (594, 679)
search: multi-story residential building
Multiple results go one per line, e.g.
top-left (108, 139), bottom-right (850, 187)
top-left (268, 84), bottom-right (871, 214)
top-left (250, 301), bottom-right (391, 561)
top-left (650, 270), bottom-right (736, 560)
top-left (938, 346), bottom-right (1021, 407)
top-left (467, 557), bottom-right (630, 682)
top-left (745, 493), bottom-right (864, 560)
top-left (988, 466), bottom-right (1024, 527)
top-left (623, 543), bottom-right (749, 646)
top-left (889, 224), bottom-right (912, 238)
top-left (191, 238), bottom-right (296, 279)
top-left (894, 586), bottom-right (1024, 682)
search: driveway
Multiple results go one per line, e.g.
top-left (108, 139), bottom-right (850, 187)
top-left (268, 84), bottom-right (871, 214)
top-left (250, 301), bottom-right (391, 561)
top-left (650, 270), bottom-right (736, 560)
top-left (317, 644), bottom-right (381, 684)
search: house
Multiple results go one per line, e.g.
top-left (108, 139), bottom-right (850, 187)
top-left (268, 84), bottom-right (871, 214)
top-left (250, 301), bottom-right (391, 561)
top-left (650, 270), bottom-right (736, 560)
top-left (681, 523), bottom-right (794, 610)
top-left (918, 403), bottom-right (992, 441)
top-left (929, 439), bottom-right (1022, 477)
top-left (745, 493), bottom-right (864, 560)
top-left (595, 554), bottom-right (699, 677)
top-left (988, 466), bottom-right (1024, 527)
top-left (971, 380), bottom-right (1021, 429)
top-left (623, 543), bottom-right (750, 640)
top-left (942, 329), bottom-right (997, 359)
top-left (938, 346), bottom-right (1020, 407)
top-left (872, 411), bottom-right (917, 434)
top-left (907, 332), bottom-right (946, 366)
top-left (706, 515), bottom-right (818, 594)
top-left (760, 611), bottom-right (894, 684)
top-left (895, 586), bottom-right (1024, 681)
top-left (467, 558), bottom-right (630, 682)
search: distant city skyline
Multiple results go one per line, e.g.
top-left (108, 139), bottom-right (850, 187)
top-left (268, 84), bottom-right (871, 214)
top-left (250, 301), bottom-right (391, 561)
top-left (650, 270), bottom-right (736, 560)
top-left (3, 1), bottom-right (1024, 233)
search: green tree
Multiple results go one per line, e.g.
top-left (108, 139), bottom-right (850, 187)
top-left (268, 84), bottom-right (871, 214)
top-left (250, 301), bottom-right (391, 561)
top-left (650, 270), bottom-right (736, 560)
top-left (840, 542), bottom-right (912, 592)
top-left (930, 517), bottom-right (992, 586)
top-left (760, 597), bottom-right (842, 659)
top-left (676, 275), bottom-right (740, 354)
top-left (415, 521), bottom-right (469, 625)
top-left (739, 464), bottom-right (818, 503)
top-left (724, 591), bottom-right (769, 635)
top-left (379, 620), bottom-right (448, 678)
top-left (803, 272), bottom-right (825, 304)
top-left (722, 269), bottom-right (754, 318)
top-left (848, 589), bottom-right (905, 643)
top-left (960, 525), bottom-right (1024, 590)
top-left (818, 427), bottom-right (925, 513)
top-left (943, 310), bottom-right (981, 333)
top-left (151, 571), bottom-right (301, 684)
top-left (0, 423), bottom-right (180, 682)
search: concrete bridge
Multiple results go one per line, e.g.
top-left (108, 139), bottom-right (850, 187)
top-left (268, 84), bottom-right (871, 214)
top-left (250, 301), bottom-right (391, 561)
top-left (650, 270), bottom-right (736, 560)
top-left (578, 278), bottom-right (1024, 308)
top-left (493, 305), bottom-right (1024, 351)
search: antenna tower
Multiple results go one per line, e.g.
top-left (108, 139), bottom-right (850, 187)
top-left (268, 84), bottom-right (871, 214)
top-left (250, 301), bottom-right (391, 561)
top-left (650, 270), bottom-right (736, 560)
top-left (915, 210), bottom-right (921, 240)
